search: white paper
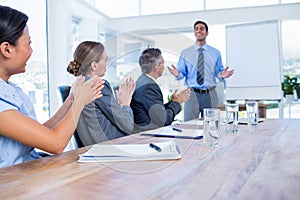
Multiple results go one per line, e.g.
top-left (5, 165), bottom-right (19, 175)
top-left (78, 141), bottom-right (181, 162)
top-left (140, 126), bottom-right (203, 139)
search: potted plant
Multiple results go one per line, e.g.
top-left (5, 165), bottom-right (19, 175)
top-left (295, 81), bottom-right (300, 99)
top-left (281, 75), bottom-right (298, 103)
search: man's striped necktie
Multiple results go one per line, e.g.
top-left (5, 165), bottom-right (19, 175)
top-left (197, 47), bottom-right (204, 85)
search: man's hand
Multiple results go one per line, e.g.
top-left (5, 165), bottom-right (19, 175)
top-left (167, 64), bottom-right (180, 77)
top-left (172, 88), bottom-right (191, 104)
top-left (221, 66), bottom-right (234, 78)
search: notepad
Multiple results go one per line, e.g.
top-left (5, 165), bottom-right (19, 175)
top-left (78, 141), bottom-right (181, 163)
top-left (140, 126), bottom-right (203, 139)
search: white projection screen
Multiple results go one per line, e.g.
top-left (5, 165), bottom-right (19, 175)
top-left (225, 20), bottom-right (283, 100)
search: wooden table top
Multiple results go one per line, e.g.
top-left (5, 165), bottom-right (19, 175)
top-left (1, 119), bottom-right (299, 200)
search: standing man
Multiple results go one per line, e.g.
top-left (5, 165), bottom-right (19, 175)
top-left (131, 48), bottom-right (190, 133)
top-left (168, 20), bottom-right (234, 121)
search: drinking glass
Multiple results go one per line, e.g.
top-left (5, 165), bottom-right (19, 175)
top-left (246, 101), bottom-right (258, 125)
top-left (225, 103), bottom-right (238, 132)
top-left (203, 108), bottom-right (220, 146)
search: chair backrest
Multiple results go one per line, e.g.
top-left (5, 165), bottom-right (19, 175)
top-left (58, 85), bottom-right (71, 102)
top-left (57, 85), bottom-right (84, 148)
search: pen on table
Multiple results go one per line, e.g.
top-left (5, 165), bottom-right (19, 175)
top-left (149, 143), bottom-right (161, 152)
top-left (172, 127), bottom-right (182, 132)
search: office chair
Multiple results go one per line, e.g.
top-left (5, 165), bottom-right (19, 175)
top-left (58, 85), bottom-right (85, 148)
top-left (58, 85), bottom-right (71, 102)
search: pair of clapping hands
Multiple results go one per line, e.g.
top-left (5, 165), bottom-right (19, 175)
top-left (70, 76), bottom-right (136, 107)
top-left (116, 77), bottom-right (136, 106)
top-left (170, 89), bottom-right (191, 104)
top-left (70, 75), bottom-right (104, 106)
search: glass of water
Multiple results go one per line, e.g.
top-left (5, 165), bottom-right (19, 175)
top-left (246, 101), bottom-right (258, 125)
top-left (225, 103), bottom-right (239, 133)
top-left (203, 108), bottom-right (220, 146)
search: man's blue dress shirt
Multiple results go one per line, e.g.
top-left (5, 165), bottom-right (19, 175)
top-left (176, 43), bottom-right (225, 89)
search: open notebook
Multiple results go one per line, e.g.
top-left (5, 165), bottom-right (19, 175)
top-left (78, 141), bottom-right (181, 163)
top-left (140, 126), bottom-right (203, 139)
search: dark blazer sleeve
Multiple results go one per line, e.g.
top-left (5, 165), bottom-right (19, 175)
top-left (131, 75), bottom-right (181, 132)
top-left (142, 83), bottom-right (181, 126)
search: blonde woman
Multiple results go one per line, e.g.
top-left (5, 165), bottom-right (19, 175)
top-left (67, 41), bottom-right (136, 146)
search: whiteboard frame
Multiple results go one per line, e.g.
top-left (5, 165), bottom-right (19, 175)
top-left (225, 20), bottom-right (283, 100)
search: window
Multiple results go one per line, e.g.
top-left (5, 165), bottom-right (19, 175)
top-left (206, 0), bottom-right (278, 10)
top-left (0, 0), bottom-right (48, 122)
top-left (95, 0), bottom-right (140, 18)
top-left (141, 0), bottom-right (203, 15)
top-left (91, 0), bottom-right (292, 18)
top-left (282, 0), bottom-right (300, 3)
top-left (282, 20), bottom-right (300, 76)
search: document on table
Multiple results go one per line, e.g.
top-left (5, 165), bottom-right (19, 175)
top-left (140, 126), bottom-right (203, 139)
top-left (78, 141), bottom-right (181, 163)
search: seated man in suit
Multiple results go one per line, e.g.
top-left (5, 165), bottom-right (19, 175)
top-left (130, 48), bottom-right (190, 133)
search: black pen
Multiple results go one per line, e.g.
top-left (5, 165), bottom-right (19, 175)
top-left (172, 127), bottom-right (182, 132)
top-left (149, 143), bottom-right (161, 152)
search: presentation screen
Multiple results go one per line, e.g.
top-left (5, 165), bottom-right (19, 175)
top-left (225, 20), bottom-right (282, 100)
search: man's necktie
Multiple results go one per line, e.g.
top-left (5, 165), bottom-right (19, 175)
top-left (197, 47), bottom-right (204, 85)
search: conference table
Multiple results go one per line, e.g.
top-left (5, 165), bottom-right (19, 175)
top-left (0, 119), bottom-right (299, 200)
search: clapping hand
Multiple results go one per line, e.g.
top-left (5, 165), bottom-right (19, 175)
top-left (171, 88), bottom-right (191, 104)
top-left (116, 77), bottom-right (136, 106)
top-left (71, 75), bottom-right (104, 106)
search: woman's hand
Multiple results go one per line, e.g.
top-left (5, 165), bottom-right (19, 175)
top-left (116, 77), bottom-right (136, 106)
top-left (72, 75), bottom-right (104, 106)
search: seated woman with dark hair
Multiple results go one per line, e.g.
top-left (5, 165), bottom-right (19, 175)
top-left (0, 5), bottom-right (103, 168)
